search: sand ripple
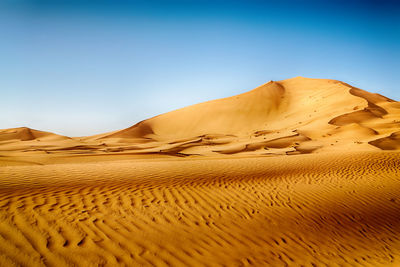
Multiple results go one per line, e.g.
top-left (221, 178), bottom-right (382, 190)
top-left (0, 151), bottom-right (399, 266)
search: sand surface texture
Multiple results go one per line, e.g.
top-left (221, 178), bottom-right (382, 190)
top-left (0, 152), bottom-right (400, 266)
top-left (1, 77), bottom-right (400, 266)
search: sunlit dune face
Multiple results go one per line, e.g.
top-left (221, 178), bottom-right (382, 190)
top-left (1, 77), bottom-right (399, 160)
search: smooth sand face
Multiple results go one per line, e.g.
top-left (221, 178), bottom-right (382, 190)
top-left (0, 77), bottom-right (400, 265)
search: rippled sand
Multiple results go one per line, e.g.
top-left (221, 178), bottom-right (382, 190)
top-left (1, 151), bottom-right (399, 266)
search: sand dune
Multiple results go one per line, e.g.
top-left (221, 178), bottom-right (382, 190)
top-left (96, 77), bottom-right (399, 156)
top-left (2, 77), bottom-right (399, 160)
top-left (369, 131), bottom-right (400, 150)
top-left (0, 127), bottom-right (70, 142)
top-left (1, 77), bottom-right (400, 265)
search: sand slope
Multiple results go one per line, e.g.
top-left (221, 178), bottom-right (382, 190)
top-left (0, 151), bottom-right (400, 266)
top-left (2, 77), bottom-right (399, 161)
top-left (94, 77), bottom-right (400, 155)
top-left (0, 127), bottom-right (70, 142)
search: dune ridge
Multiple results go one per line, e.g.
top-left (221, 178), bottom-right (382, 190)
top-left (0, 127), bottom-right (70, 142)
top-left (1, 77), bottom-right (399, 162)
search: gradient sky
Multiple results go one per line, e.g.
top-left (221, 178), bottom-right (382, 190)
top-left (1, 0), bottom-right (399, 136)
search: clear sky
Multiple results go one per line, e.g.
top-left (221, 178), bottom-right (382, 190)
top-left (1, 0), bottom-right (399, 136)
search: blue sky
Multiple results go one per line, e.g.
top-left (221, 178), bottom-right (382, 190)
top-left (1, 0), bottom-right (399, 136)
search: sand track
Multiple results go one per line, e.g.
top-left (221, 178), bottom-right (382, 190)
top-left (1, 151), bottom-right (400, 266)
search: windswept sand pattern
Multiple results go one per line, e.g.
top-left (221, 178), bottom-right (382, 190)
top-left (1, 151), bottom-right (400, 266)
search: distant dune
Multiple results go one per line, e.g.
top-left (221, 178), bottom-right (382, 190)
top-left (0, 127), bottom-right (70, 142)
top-left (1, 77), bottom-right (400, 266)
top-left (1, 77), bottom-right (399, 162)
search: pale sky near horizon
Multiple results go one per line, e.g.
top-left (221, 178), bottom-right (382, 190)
top-left (1, 0), bottom-right (399, 136)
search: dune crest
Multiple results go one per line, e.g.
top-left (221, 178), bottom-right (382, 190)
top-left (91, 77), bottom-right (400, 156)
top-left (1, 77), bottom-right (399, 161)
top-left (0, 127), bottom-right (69, 142)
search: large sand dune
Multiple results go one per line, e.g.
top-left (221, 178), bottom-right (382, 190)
top-left (1, 77), bottom-right (399, 161)
top-left (1, 77), bottom-right (400, 265)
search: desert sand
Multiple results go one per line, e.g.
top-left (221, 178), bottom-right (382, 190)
top-left (0, 77), bottom-right (400, 266)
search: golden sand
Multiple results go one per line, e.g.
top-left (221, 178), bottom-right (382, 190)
top-left (0, 77), bottom-right (399, 266)
top-left (0, 152), bottom-right (400, 266)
